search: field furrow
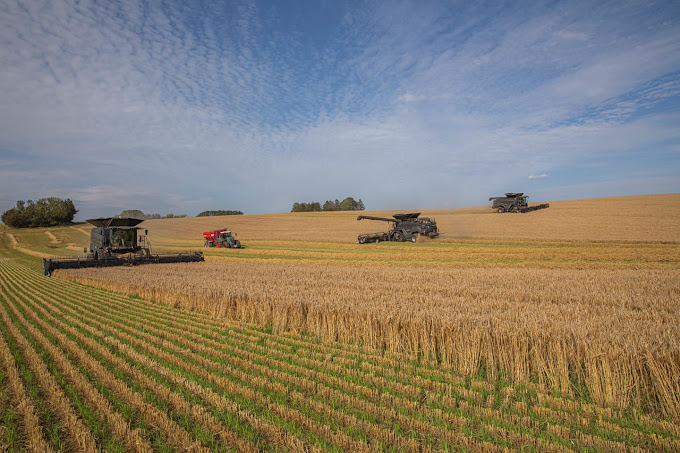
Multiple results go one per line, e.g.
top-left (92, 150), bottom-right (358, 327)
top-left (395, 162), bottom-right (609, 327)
top-left (0, 304), bottom-right (54, 452)
top-left (0, 270), bottom-right (209, 452)
top-left (0, 282), bottom-right (153, 452)
top-left (0, 295), bottom-right (99, 452)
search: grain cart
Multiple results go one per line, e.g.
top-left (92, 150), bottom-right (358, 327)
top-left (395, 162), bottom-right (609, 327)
top-left (203, 229), bottom-right (242, 248)
top-left (43, 217), bottom-right (204, 276)
top-left (488, 193), bottom-right (550, 213)
top-left (357, 213), bottom-right (439, 243)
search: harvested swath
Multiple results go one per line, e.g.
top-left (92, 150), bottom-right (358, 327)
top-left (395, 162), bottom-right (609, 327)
top-left (44, 231), bottom-right (60, 244)
top-left (3, 232), bottom-right (50, 259)
top-left (199, 238), bottom-right (677, 270)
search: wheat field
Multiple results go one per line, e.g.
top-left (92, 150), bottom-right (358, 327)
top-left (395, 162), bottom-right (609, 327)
top-left (1, 193), bottom-right (679, 451)
top-left (141, 193), bottom-right (680, 244)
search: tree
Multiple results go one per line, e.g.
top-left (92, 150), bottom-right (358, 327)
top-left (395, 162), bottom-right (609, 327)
top-left (291, 202), bottom-right (322, 212)
top-left (339, 197), bottom-right (359, 211)
top-left (1, 198), bottom-right (78, 228)
top-left (119, 210), bottom-right (187, 219)
top-left (294, 197), bottom-right (365, 212)
top-left (119, 209), bottom-right (146, 219)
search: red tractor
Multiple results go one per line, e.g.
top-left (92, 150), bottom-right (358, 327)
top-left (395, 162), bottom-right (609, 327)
top-left (203, 229), bottom-right (241, 248)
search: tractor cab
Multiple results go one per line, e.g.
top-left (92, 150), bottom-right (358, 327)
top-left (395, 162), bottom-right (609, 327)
top-left (203, 229), bottom-right (242, 248)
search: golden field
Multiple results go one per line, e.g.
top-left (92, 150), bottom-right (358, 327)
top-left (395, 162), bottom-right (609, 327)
top-left (142, 193), bottom-right (680, 244)
top-left (1, 193), bottom-right (679, 451)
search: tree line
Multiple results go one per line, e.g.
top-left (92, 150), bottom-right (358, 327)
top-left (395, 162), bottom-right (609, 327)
top-left (1, 198), bottom-right (78, 228)
top-left (291, 197), bottom-right (365, 212)
top-left (197, 210), bottom-right (243, 217)
top-left (119, 209), bottom-right (187, 219)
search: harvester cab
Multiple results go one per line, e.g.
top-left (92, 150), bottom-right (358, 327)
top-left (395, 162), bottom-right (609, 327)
top-left (42, 217), bottom-right (204, 276)
top-left (357, 213), bottom-right (439, 243)
top-left (87, 217), bottom-right (149, 259)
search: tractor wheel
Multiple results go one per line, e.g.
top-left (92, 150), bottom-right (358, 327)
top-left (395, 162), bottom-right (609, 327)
top-left (393, 232), bottom-right (404, 242)
top-left (375, 238), bottom-right (380, 243)
top-left (234, 240), bottom-right (241, 248)
top-left (410, 233), bottom-right (419, 243)
top-left (497, 206), bottom-right (506, 213)
top-left (358, 237), bottom-right (365, 244)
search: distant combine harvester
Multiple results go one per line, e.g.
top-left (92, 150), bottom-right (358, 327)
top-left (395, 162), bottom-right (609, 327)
top-left (489, 193), bottom-right (549, 213)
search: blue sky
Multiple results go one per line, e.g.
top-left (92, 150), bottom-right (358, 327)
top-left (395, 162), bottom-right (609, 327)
top-left (1, 0), bottom-right (678, 219)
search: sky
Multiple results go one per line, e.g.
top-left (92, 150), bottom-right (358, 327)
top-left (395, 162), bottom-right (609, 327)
top-left (1, 0), bottom-right (679, 220)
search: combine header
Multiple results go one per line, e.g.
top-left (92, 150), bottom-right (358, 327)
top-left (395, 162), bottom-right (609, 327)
top-left (357, 213), bottom-right (439, 243)
top-left (43, 217), bottom-right (203, 276)
top-left (489, 193), bottom-right (549, 213)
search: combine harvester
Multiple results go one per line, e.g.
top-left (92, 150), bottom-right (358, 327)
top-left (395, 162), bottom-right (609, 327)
top-left (43, 217), bottom-right (204, 276)
top-left (357, 213), bottom-right (439, 243)
top-left (488, 193), bottom-right (549, 213)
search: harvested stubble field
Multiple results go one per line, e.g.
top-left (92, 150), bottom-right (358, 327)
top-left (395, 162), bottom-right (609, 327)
top-left (1, 193), bottom-right (679, 452)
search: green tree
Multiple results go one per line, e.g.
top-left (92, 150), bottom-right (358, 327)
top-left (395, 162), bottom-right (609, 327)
top-left (291, 202), bottom-right (322, 212)
top-left (292, 197), bottom-right (364, 213)
top-left (1, 198), bottom-right (78, 228)
top-left (119, 209), bottom-right (146, 219)
top-left (197, 210), bottom-right (244, 216)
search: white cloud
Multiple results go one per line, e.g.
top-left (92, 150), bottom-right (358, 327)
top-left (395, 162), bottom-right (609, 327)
top-left (529, 174), bottom-right (548, 179)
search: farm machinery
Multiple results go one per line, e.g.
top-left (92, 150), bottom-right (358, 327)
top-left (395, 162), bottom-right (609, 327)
top-left (42, 217), bottom-right (204, 276)
top-left (489, 193), bottom-right (550, 213)
top-left (357, 213), bottom-right (439, 243)
top-left (203, 229), bottom-right (241, 248)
